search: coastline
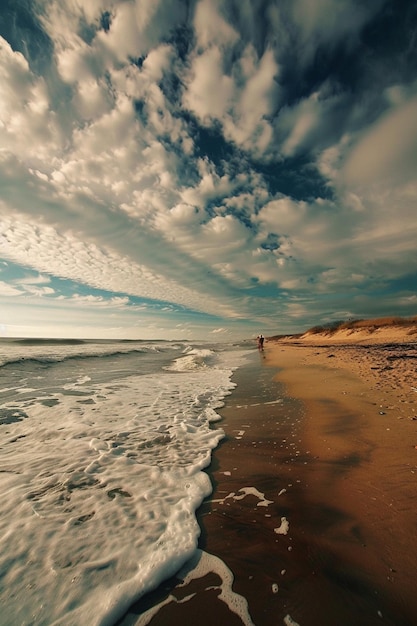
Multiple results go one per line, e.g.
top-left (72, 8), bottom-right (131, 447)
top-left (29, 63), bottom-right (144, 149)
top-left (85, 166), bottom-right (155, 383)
top-left (120, 338), bottom-right (417, 626)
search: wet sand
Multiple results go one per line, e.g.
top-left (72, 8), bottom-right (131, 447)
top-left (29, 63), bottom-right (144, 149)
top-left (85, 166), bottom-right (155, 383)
top-left (120, 341), bottom-right (417, 626)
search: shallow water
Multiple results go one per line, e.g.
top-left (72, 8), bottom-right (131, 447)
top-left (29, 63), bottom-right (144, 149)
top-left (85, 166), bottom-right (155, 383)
top-left (0, 339), bottom-right (250, 625)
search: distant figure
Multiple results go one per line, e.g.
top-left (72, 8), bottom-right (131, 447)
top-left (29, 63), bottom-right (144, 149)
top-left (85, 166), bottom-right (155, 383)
top-left (257, 334), bottom-right (264, 351)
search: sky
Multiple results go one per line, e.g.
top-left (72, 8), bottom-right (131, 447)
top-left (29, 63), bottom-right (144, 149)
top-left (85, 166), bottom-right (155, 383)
top-left (0, 0), bottom-right (416, 341)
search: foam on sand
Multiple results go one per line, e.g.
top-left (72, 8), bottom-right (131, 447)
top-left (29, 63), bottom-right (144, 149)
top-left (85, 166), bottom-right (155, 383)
top-left (210, 486), bottom-right (274, 507)
top-left (274, 517), bottom-right (290, 535)
top-left (132, 549), bottom-right (255, 626)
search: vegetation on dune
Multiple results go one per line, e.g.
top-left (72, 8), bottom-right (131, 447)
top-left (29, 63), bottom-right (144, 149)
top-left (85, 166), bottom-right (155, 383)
top-left (306, 315), bottom-right (417, 335)
top-left (269, 315), bottom-right (417, 340)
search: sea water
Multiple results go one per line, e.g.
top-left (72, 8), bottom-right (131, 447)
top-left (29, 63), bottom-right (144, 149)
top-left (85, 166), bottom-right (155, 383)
top-left (0, 339), bottom-right (251, 625)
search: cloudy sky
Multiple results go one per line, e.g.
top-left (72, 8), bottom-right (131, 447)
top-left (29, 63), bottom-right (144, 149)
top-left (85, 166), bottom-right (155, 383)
top-left (0, 0), bottom-right (416, 340)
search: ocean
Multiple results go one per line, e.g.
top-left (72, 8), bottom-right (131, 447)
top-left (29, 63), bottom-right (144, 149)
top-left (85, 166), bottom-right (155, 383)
top-left (0, 338), bottom-right (252, 625)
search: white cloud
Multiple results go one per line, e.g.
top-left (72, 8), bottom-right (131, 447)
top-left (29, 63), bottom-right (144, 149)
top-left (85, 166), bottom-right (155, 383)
top-left (15, 274), bottom-right (51, 286)
top-left (70, 294), bottom-right (130, 307)
top-left (56, 38), bottom-right (98, 84)
top-left (225, 47), bottom-right (278, 152)
top-left (182, 9), bottom-right (279, 157)
top-left (12, 273), bottom-right (55, 297)
top-left (200, 214), bottom-right (249, 249)
top-left (342, 94), bottom-right (417, 187)
top-left (0, 281), bottom-right (22, 297)
top-left (280, 94), bottom-right (321, 157)
top-left (23, 285), bottom-right (55, 296)
top-left (194, 0), bottom-right (239, 49)
top-left (182, 46), bottom-right (234, 122)
top-left (94, 0), bottom-right (187, 63)
top-left (72, 93), bottom-right (136, 155)
top-left (0, 37), bottom-right (62, 163)
top-left (39, 0), bottom-right (180, 72)
top-left (180, 159), bottom-right (236, 208)
top-left (183, 45), bottom-right (278, 156)
top-left (0, 212), bottom-right (239, 317)
top-left (0, 36), bottom-right (31, 97)
top-left (289, 0), bottom-right (385, 65)
top-left (99, 2), bottom-right (146, 61)
top-left (74, 78), bottom-right (114, 120)
top-left (254, 192), bottom-right (415, 293)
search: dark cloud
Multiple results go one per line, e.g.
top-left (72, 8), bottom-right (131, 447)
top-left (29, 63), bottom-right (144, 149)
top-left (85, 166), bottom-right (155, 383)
top-left (0, 0), bottom-right (52, 73)
top-left (253, 157), bottom-right (333, 201)
top-left (361, 0), bottom-right (417, 82)
top-left (191, 119), bottom-right (239, 174)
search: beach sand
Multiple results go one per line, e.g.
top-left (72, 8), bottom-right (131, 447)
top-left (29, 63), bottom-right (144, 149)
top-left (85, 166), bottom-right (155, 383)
top-left (120, 333), bottom-right (417, 626)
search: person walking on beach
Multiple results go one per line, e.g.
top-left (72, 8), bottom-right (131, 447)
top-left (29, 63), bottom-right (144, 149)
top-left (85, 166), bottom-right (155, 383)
top-left (257, 334), bottom-right (264, 351)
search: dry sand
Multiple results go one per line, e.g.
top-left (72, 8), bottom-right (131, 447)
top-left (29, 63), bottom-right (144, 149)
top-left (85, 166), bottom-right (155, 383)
top-left (120, 329), bottom-right (417, 626)
top-left (264, 334), bottom-right (417, 625)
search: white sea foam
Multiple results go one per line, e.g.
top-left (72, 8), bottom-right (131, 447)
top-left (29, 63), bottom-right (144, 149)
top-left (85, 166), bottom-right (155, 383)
top-left (164, 347), bottom-right (215, 372)
top-left (211, 486), bottom-right (274, 507)
top-left (0, 340), bottom-right (250, 625)
top-left (284, 614), bottom-right (301, 626)
top-left (63, 374), bottom-right (92, 389)
top-left (275, 517), bottom-right (290, 535)
top-left (132, 549), bottom-right (255, 626)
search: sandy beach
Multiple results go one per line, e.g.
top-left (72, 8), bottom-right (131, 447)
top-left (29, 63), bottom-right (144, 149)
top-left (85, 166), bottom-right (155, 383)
top-left (263, 333), bottom-right (417, 625)
top-left (121, 327), bottom-right (417, 626)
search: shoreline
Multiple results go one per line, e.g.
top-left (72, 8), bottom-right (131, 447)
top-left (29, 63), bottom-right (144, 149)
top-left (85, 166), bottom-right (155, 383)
top-left (120, 341), bottom-right (417, 626)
